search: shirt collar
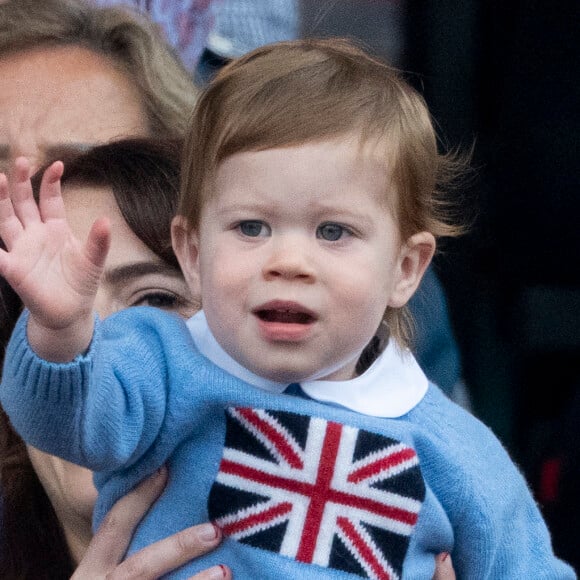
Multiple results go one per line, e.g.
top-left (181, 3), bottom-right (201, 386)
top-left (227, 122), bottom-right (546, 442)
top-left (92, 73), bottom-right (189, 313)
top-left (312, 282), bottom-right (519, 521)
top-left (186, 311), bottom-right (428, 418)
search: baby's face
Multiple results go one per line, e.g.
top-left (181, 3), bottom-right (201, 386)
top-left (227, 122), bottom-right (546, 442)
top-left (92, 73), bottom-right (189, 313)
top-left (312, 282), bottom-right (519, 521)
top-left (179, 136), bottom-right (432, 383)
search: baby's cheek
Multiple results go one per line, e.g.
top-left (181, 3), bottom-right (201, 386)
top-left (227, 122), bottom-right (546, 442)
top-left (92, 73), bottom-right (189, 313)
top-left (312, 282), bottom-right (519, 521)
top-left (209, 252), bottom-right (254, 289)
top-left (339, 278), bottom-right (388, 334)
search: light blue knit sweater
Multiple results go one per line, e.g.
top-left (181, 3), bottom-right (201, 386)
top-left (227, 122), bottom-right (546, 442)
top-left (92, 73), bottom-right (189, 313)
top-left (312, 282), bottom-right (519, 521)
top-left (1, 307), bottom-right (575, 579)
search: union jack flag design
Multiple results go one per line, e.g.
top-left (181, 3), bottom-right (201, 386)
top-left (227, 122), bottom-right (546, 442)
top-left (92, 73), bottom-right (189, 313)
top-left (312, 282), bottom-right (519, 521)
top-left (208, 407), bottom-right (426, 579)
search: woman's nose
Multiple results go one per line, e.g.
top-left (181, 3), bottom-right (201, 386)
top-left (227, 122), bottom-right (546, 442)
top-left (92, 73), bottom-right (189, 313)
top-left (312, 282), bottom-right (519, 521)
top-left (93, 288), bottom-right (118, 319)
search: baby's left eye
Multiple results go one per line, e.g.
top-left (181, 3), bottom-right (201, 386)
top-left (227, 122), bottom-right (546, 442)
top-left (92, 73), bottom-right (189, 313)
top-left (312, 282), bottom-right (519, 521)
top-left (316, 222), bottom-right (351, 241)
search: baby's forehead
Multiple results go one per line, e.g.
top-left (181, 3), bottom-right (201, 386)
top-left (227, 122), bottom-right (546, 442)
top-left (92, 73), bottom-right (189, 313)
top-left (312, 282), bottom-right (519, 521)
top-left (223, 134), bottom-right (395, 192)
top-left (217, 131), bottom-right (394, 169)
top-left (207, 137), bottom-right (398, 214)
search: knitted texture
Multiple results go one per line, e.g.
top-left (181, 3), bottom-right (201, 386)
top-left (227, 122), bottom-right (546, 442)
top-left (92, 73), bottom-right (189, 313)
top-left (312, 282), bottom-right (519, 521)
top-left (1, 308), bottom-right (575, 579)
top-left (208, 407), bottom-right (425, 577)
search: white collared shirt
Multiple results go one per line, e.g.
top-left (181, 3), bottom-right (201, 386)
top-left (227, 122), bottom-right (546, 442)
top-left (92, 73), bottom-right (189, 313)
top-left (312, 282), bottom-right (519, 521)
top-left (187, 311), bottom-right (428, 418)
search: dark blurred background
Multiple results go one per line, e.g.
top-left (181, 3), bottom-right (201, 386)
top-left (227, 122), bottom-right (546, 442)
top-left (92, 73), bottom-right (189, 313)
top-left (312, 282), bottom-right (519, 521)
top-left (301, 0), bottom-right (580, 569)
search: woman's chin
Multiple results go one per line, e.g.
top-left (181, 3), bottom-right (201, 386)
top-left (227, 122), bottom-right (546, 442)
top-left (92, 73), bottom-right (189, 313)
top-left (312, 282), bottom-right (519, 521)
top-left (26, 446), bottom-right (97, 523)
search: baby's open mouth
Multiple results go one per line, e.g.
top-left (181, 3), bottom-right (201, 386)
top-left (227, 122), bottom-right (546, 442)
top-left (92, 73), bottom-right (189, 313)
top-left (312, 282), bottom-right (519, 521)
top-left (255, 309), bottom-right (315, 324)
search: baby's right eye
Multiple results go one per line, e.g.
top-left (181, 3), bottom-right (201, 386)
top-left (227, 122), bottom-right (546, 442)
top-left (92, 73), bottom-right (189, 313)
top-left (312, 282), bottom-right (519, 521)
top-left (238, 220), bottom-right (270, 237)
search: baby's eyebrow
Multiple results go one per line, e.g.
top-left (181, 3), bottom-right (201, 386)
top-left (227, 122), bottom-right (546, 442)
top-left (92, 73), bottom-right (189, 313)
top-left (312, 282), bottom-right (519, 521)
top-left (103, 262), bottom-right (181, 286)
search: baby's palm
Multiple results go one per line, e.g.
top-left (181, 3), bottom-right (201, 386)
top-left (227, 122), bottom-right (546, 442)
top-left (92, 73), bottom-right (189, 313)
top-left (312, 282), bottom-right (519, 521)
top-left (0, 159), bottom-right (109, 331)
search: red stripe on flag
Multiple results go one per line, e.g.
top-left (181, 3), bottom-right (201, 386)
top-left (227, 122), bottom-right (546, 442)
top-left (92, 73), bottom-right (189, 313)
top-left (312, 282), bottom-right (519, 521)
top-left (348, 447), bottom-right (417, 483)
top-left (237, 408), bottom-right (303, 469)
top-left (297, 421), bottom-right (342, 563)
top-left (221, 458), bottom-right (419, 527)
top-left (221, 501), bottom-right (293, 536)
top-left (337, 516), bottom-right (392, 580)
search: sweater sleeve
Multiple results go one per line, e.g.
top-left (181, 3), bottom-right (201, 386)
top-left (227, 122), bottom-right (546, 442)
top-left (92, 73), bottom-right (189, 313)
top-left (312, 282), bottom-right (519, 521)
top-left (452, 443), bottom-right (575, 578)
top-left (416, 391), bottom-right (576, 578)
top-left (0, 308), bottom-right (180, 471)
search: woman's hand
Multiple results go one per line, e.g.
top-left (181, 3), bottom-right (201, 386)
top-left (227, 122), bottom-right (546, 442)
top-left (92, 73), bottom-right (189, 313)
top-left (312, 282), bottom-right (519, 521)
top-left (0, 158), bottom-right (109, 360)
top-left (72, 467), bottom-right (231, 580)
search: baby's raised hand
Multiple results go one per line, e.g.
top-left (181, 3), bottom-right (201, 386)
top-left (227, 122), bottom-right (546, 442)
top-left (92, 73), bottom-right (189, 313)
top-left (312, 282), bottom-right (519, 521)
top-left (0, 158), bottom-right (110, 359)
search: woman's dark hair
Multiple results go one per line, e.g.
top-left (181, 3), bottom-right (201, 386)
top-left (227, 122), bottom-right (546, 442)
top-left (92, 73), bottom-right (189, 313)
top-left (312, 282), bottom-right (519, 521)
top-left (0, 137), bottom-right (183, 579)
top-left (55, 137), bottom-right (183, 269)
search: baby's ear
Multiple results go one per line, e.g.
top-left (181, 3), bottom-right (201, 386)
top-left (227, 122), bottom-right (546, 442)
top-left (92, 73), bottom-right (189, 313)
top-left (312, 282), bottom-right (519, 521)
top-left (388, 232), bottom-right (436, 308)
top-left (171, 215), bottom-right (201, 295)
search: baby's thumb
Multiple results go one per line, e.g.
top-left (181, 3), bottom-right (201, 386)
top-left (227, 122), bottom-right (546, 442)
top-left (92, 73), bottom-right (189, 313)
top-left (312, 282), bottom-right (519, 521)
top-left (86, 216), bottom-right (111, 269)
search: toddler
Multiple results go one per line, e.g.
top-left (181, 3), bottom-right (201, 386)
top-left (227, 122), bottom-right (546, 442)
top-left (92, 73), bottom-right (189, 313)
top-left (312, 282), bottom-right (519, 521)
top-left (0, 39), bottom-right (573, 579)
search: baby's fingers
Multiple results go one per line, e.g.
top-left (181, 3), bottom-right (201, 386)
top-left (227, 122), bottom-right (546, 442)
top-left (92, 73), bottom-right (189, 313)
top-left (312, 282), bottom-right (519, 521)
top-left (85, 216), bottom-right (111, 270)
top-left (10, 157), bottom-right (40, 225)
top-left (38, 160), bottom-right (66, 221)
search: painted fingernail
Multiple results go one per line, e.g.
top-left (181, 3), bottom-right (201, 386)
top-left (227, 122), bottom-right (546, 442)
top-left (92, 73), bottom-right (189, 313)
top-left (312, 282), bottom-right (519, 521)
top-left (198, 522), bottom-right (219, 542)
top-left (207, 564), bottom-right (228, 579)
